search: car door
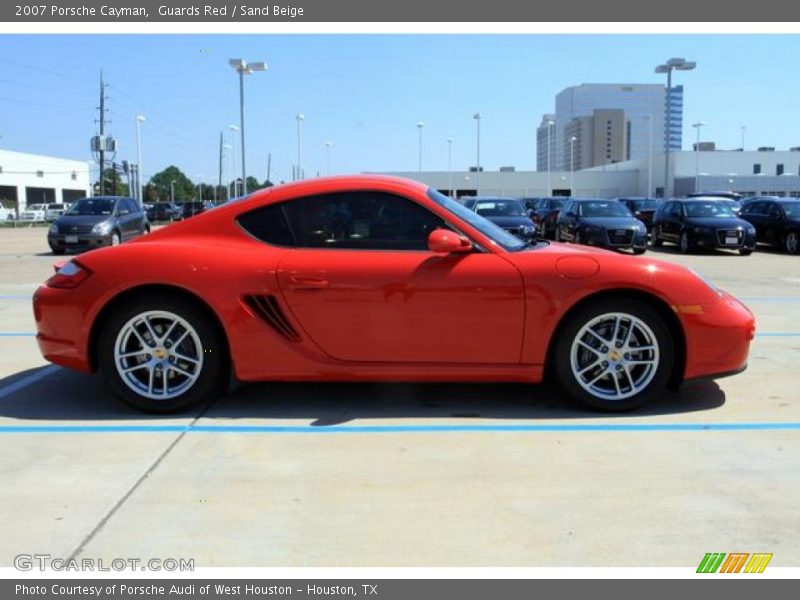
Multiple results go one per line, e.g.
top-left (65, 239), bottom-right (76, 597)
top-left (663, 202), bottom-right (683, 242)
top-left (271, 190), bottom-right (526, 364)
top-left (764, 202), bottom-right (785, 246)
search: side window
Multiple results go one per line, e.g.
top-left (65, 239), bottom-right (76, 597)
top-left (671, 203), bottom-right (683, 218)
top-left (282, 191), bottom-right (445, 251)
top-left (769, 204), bottom-right (782, 219)
top-left (237, 203), bottom-right (295, 247)
top-left (125, 199), bottom-right (140, 213)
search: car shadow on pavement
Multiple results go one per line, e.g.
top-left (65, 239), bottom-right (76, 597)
top-left (0, 365), bottom-right (726, 424)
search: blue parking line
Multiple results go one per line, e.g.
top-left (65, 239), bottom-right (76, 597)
top-left (0, 332), bottom-right (36, 337)
top-left (0, 422), bottom-right (798, 434)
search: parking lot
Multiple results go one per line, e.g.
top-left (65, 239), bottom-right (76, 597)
top-left (0, 225), bottom-right (798, 568)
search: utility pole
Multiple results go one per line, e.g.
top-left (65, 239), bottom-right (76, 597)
top-left (266, 153), bottom-right (272, 185)
top-left (218, 132), bottom-right (223, 202)
top-left (98, 72), bottom-right (107, 194)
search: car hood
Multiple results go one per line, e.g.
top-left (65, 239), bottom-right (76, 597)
top-left (485, 215), bottom-right (535, 227)
top-left (579, 217), bottom-right (644, 229)
top-left (685, 217), bottom-right (750, 228)
top-left (55, 214), bottom-right (111, 227)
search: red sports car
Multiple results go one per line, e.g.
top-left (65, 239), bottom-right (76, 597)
top-left (33, 176), bottom-right (755, 413)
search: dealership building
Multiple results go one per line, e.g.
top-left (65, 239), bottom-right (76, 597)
top-left (0, 149), bottom-right (92, 216)
top-left (381, 149), bottom-right (800, 199)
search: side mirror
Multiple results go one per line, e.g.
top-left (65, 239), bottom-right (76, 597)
top-left (428, 229), bottom-right (472, 254)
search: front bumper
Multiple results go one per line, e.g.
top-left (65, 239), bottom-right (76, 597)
top-left (581, 227), bottom-right (648, 251)
top-left (689, 228), bottom-right (756, 251)
top-left (680, 292), bottom-right (755, 381)
top-left (48, 232), bottom-right (113, 253)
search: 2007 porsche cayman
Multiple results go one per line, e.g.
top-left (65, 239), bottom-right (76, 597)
top-left (33, 176), bottom-right (755, 412)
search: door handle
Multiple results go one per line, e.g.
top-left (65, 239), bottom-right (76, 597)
top-left (288, 276), bottom-right (329, 290)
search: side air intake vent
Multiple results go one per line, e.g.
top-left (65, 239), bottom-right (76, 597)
top-left (243, 294), bottom-right (301, 342)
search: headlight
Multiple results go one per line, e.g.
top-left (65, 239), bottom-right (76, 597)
top-left (92, 221), bottom-right (113, 235)
top-left (747, 227), bottom-right (756, 235)
top-left (48, 224), bottom-right (58, 234)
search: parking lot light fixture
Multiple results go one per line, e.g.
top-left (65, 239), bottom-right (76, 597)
top-left (229, 59), bottom-right (268, 195)
top-left (324, 140), bottom-right (333, 176)
top-left (170, 180), bottom-right (176, 203)
top-left (135, 115), bottom-right (145, 205)
top-left (473, 113), bottom-right (482, 194)
top-left (296, 113), bottom-right (305, 181)
top-left (693, 121), bottom-right (706, 192)
top-left (569, 136), bottom-right (577, 193)
top-left (447, 137), bottom-right (454, 198)
top-left (417, 121), bottom-right (425, 172)
top-left (655, 57), bottom-right (696, 197)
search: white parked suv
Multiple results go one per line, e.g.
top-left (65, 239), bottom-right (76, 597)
top-left (19, 204), bottom-right (47, 222)
top-left (0, 204), bottom-right (15, 221)
top-left (44, 203), bottom-right (67, 221)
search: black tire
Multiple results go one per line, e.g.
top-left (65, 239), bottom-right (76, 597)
top-left (679, 231), bottom-right (692, 254)
top-left (784, 231), bottom-right (799, 255)
top-left (555, 226), bottom-right (563, 242)
top-left (739, 248), bottom-right (753, 256)
top-left (552, 297), bottom-right (674, 412)
top-left (574, 231), bottom-right (582, 245)
top-left (97, 293), bottom-right (228, 413)
top-left (51, 247), bottom-right (65, 255)
top-left (651, 226), bottom-right (663, 247)
top-left (633, 247), bottom-right (647, 255)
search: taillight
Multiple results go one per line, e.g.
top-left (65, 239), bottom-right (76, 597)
top-left (46, 260), bottom-right (92, 289)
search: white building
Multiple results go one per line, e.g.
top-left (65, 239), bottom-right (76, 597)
top-left (0, 149), bottom-right (92, 216)
top-left (380, 149), bottom-right (800, 199)
top-left (546, 83), bottom-right (677, 171)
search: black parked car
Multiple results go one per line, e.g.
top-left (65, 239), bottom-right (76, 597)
top-left (651, 199), bottom-right (756, 255)
top-left (47, 196), bottom-right (149, 255)
top-left (555, 198), bottom-right (647, 254)
top-left (181, 200), bottom-right (214, 220)
top-left (738, 196), bottom-right (800, 254)
top-left (526, 197), bottom-right (566, 239)
top-left (616, 197), bottom-right (661, 233)
top-left (146, 202), bottom-right (180, 222)
top-left (471, 197), bottom-right (535, 240)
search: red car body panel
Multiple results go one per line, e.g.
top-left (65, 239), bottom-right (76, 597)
top-left (33, 175), bottom-right (755, 386)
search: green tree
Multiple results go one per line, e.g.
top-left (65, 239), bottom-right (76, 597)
top-left (93, 168), bottom-right (129, 196)
top-left (148, 166), bottom-right (195, 202)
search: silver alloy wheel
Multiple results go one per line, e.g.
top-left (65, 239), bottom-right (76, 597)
top-left (787, 232), bottom-right (798, 254)
top-left (111, 232), bottom-right (121, 246)
top-left (569, 312), bottom-right (660, 401)
top-left (680, 232), bottom-right (689, 253)
top-left (114, 310), bottom-right (204, 400)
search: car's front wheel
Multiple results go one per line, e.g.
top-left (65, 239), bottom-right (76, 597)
top-left (785, 231), bottom-right (799, 255)
top-left (679, 231), bottom-right (692, 254)
top-left (553, 298), bottom-right (674, 411)
top-left (111, 231), bottom-right (121, 246)
top-left (651, 226), bottom-right (663, 247)
top-left (98, 294), bottom-right (228, 413)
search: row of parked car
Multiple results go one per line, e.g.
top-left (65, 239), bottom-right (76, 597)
top-left (460, 192), bottom-right (800, 256)
top-left (45, 197), bottom-right (220, 254)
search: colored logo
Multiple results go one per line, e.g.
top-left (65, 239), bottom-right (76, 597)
top-left (697, 552), bottom-right (773, 573)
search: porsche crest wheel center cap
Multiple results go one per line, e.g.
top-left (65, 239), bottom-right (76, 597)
top-left (154, 347), bottom-right (168, 360)
top-left (608, 349), bottom-right (621, 362)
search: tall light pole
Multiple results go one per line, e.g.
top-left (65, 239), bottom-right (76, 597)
top-left (228, 124), bottom-right (239, 197)
top-left (693, 121), bottom-right (706, 193)
top-left (446, 137), bottom-right (454, 198)
top-left (229, 58), bottom-right (267, 196)
top-left (296, 113), bottom-right (305, 180)
top-left (569, 136), bottom-right (576, 193)
top-left (655, 57), bottom-right (696, 198)
top-left (324, 140), bottom-right (333, 176)
top-left (645, 114), bottom-right (653, 197)
top-left (416, 121), bottom-right (425, 172)
top-left (741, 125), bottom-right (747, 151)
top-left (222, 144), bottom-right (233, 201)
top-left (134, 114), bottom-right (145, 205)
top-left (546, 119), bottom-right (554, 196)
top-left (170, 180), bottom-right (176, 204)
top-left (473, 113), bottom-right (482, 194)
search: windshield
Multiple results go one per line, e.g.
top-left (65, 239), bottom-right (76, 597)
top-left (578, 201), bottom-right (632, 218)
top-left (428, 189), bottom-right (527, 251)
top-left (684, 202), bottom-right (736, 218)
top-left (66, 198), bottom-right (116, 216)
top-left (780, 202), bottom-right (800, 217)
top-left (474, 199), bottom-right (526, 217)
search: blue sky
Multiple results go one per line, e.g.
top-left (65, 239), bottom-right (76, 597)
top-left (1, 34), bottom-right (799, 185)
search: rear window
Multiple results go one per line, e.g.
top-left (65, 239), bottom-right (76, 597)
top-left (237, 203), bottom-right (295, 247)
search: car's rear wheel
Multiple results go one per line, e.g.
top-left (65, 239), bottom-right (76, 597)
top-left (553, 298), bottom-right (674, 411)
top-left (98, 295), bottom-right (227, 413)
top-left (785, 231), bottom-right (799, 255)
top-left (633, 246), bottom-right (647, 255)
top-left (111, 231), bottom-right (121, 246)
top-left (739, 248), bottom-right (753, 256)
